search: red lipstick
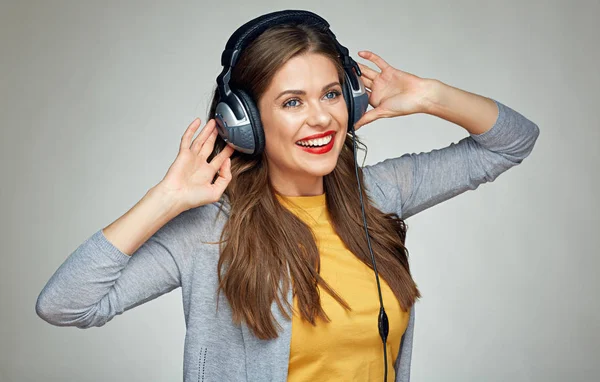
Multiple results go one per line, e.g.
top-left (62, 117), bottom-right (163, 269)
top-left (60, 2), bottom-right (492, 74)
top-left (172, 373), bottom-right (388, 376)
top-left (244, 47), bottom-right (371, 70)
top-left (295, 131), bottom-right (336, 155)
top-left (297, 130), bottom-right (336, 141)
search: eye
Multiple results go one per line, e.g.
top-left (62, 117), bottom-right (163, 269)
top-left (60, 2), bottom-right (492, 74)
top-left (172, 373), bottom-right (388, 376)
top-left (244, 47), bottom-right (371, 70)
top-left (282, 90), bottom-right (342, 109)
top-left (283, 98), bottom-right (301, 108)
top-left (325, 90), bottom-right (341, 99)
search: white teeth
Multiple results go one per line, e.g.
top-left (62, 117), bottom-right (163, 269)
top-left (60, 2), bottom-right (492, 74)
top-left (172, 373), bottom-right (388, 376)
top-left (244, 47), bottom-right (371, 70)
top-left (297, 135), bottom-right (333, 147)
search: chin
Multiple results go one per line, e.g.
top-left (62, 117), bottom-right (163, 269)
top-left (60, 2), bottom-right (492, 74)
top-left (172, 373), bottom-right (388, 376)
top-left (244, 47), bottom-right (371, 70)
top-left (302, 157), bottom-right (339, 177)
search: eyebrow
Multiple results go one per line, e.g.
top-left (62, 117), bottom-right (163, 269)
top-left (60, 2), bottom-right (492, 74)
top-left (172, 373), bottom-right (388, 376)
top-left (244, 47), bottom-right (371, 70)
top-left (274, 81), bottom-right (341, 100)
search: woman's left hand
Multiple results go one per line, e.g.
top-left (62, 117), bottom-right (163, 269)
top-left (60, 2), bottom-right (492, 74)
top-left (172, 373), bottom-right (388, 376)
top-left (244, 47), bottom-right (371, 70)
top-left (354, 50), bottom-right (433, 130)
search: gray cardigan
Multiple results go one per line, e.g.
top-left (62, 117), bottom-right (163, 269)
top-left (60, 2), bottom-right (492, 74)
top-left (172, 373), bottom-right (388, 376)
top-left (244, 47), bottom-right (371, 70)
top-left (35, 99), bottom-right (539, 382)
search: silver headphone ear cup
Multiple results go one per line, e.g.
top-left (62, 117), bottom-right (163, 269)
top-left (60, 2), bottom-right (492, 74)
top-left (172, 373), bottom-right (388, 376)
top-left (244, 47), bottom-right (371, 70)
top-left (214, 93), bottom-right (257, 155)
top-left (214, 100), bottom-right (233, 141)
top-left (232, 89), bottom-right (265, 156)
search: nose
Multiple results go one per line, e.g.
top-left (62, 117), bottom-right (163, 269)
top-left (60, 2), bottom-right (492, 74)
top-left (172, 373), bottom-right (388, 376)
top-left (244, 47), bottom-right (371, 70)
top-left (306, 100), bottom-right (332, 128)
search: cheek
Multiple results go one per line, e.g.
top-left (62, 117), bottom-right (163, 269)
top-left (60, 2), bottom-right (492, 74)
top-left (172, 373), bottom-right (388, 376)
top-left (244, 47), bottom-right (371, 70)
top-left (262, 123), bottom-right (293, 161)
top-left (262, 110), bottom-right (303, 145)
top-left (333, 101), bottom-right (349, 123)
top-left (335, 107), bottom-right (349, 135)
top-left (272, 110), bottom-right (306, 129)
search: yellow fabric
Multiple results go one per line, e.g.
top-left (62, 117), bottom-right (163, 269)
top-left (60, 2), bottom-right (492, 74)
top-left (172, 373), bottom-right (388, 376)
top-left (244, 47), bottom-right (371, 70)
top-left (277, 193), bottom-right (410, 382)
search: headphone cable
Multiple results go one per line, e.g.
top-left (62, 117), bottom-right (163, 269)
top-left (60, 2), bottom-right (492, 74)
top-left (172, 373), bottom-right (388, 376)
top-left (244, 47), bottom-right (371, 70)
top-left (350, 127), bottom-right (390, 382)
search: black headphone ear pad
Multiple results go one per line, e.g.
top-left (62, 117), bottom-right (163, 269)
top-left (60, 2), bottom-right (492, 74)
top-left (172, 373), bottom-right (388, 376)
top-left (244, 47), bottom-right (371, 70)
top-left (342, 71), bottom-right (355, 131)
top-left (233, 88), bottom-right (265, 155)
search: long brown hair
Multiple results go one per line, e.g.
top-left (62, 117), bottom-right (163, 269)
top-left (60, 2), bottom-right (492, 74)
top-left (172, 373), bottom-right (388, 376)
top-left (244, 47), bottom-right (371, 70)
top-left (207, 23), bottom-right (420, 340)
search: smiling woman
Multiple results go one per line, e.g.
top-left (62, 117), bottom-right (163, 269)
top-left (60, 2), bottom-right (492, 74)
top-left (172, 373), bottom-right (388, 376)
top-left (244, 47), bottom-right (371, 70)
top-left (206, 18), bottom-right (420, 382)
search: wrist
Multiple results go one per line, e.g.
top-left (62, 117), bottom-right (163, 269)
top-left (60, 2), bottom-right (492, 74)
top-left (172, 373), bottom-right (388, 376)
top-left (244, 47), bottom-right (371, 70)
top-left (417, 78), bottom-right (444, 115)
top-left (147, 183), bottom-right (186, 217)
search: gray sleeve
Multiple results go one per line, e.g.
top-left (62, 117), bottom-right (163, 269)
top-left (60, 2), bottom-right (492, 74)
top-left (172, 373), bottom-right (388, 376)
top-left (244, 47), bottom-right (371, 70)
top-left (362, 99), bottom-right (540, 219)
top-left (35, 208), bottom-right (199, 328)
top-left (394, 306), bottom-right (415, 382)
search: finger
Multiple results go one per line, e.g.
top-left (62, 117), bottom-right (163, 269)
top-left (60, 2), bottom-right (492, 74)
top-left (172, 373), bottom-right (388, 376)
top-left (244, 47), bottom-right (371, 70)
top-left (360, 75), bottom-right (373, 89)
top-left (190, 119), bottom-right (216, 153)
top-left (180, 118), bottom-right (202, 151)
top-left (197, 126), bottom-right (219, 161)
top-left (354, 108), bottom-right (381, 130)
top-left (357, 62), bottom-right (378, 80)
top-left (358, 51), bottom-right (391, 72)
top-left (209, 144), bottom-right (235, 171)
top-left (212, 157), bottom-right (232, 194)
top-left (191, 119), bottom-right (217, 155)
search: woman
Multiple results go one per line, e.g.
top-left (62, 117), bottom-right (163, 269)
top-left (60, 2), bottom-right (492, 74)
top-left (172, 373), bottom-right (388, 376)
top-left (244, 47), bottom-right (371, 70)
top-left (35, 10), bottom-right (540, 382)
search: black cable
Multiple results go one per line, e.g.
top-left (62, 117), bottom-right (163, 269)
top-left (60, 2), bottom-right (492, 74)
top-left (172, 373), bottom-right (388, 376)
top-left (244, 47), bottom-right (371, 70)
top-left (350, 128), bottom-right (390, 382)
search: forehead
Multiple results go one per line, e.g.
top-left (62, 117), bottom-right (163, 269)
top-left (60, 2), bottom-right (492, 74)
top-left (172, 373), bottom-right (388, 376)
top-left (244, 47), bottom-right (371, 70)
top-left (265, 53), bottom-right (340, 95)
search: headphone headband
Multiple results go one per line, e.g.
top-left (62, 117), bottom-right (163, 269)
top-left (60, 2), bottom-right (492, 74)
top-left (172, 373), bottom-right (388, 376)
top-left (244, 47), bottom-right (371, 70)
top-left (223, 10), bottom-right (329, 66)
top-left (217, 10), bottom-right (361, 99)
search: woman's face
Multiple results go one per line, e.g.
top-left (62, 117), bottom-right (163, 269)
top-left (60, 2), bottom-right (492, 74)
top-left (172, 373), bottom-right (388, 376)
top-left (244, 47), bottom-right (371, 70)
top-left (257, 52), bottom-right (348, 196)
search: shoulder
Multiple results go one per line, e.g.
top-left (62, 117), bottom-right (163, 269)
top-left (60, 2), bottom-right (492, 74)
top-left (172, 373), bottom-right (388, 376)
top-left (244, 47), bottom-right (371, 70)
top-left (362, 162), bottom-right (404, 215)
top-left (151, 197), bottom-right (229, 253)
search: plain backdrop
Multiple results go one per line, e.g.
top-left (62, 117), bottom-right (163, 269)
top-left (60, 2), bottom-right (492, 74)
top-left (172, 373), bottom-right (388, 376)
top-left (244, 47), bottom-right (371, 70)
top-left (1, 0), bottom-right (598, 381)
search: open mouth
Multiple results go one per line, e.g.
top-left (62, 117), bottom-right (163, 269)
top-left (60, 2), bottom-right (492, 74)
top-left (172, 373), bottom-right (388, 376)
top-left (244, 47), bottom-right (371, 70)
top-left (295, 131), bottom-right (336, 154)
top-left (295, 134), bottom-right (334, 148)
top-left (295, 130), bottom-right (336, 148)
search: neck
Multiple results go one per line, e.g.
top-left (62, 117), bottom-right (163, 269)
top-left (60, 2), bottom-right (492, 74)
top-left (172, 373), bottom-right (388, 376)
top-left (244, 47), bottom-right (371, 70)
top-left (269, 169), bottom-right (324, 197)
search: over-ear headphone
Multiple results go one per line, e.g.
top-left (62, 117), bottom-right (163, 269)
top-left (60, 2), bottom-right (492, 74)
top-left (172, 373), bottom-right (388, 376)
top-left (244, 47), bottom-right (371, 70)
top-left (214, 9), bottom-right (369, 155)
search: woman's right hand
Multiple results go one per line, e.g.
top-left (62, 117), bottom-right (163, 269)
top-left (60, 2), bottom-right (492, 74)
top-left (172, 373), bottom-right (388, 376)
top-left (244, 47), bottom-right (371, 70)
top-left (156, 118), bottom-right (235, 212)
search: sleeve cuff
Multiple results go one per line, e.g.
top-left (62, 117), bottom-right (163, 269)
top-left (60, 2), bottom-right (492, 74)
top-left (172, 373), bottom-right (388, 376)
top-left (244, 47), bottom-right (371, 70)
top-left (89, 229), bottom-right (133, 264)
top-left (469, 98), bottom-right (530, 151)
top-left (469, 98), bottom-right (506, 140)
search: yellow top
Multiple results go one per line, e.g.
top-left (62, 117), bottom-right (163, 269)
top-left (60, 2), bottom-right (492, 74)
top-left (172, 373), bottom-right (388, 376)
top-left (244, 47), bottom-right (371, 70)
top-left (278, 193), bottom-right (410, 382)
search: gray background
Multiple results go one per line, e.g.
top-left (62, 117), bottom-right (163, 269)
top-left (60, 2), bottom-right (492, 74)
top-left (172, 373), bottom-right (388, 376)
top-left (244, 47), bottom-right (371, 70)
top-left (1, 0), bottom-right (598, 381)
